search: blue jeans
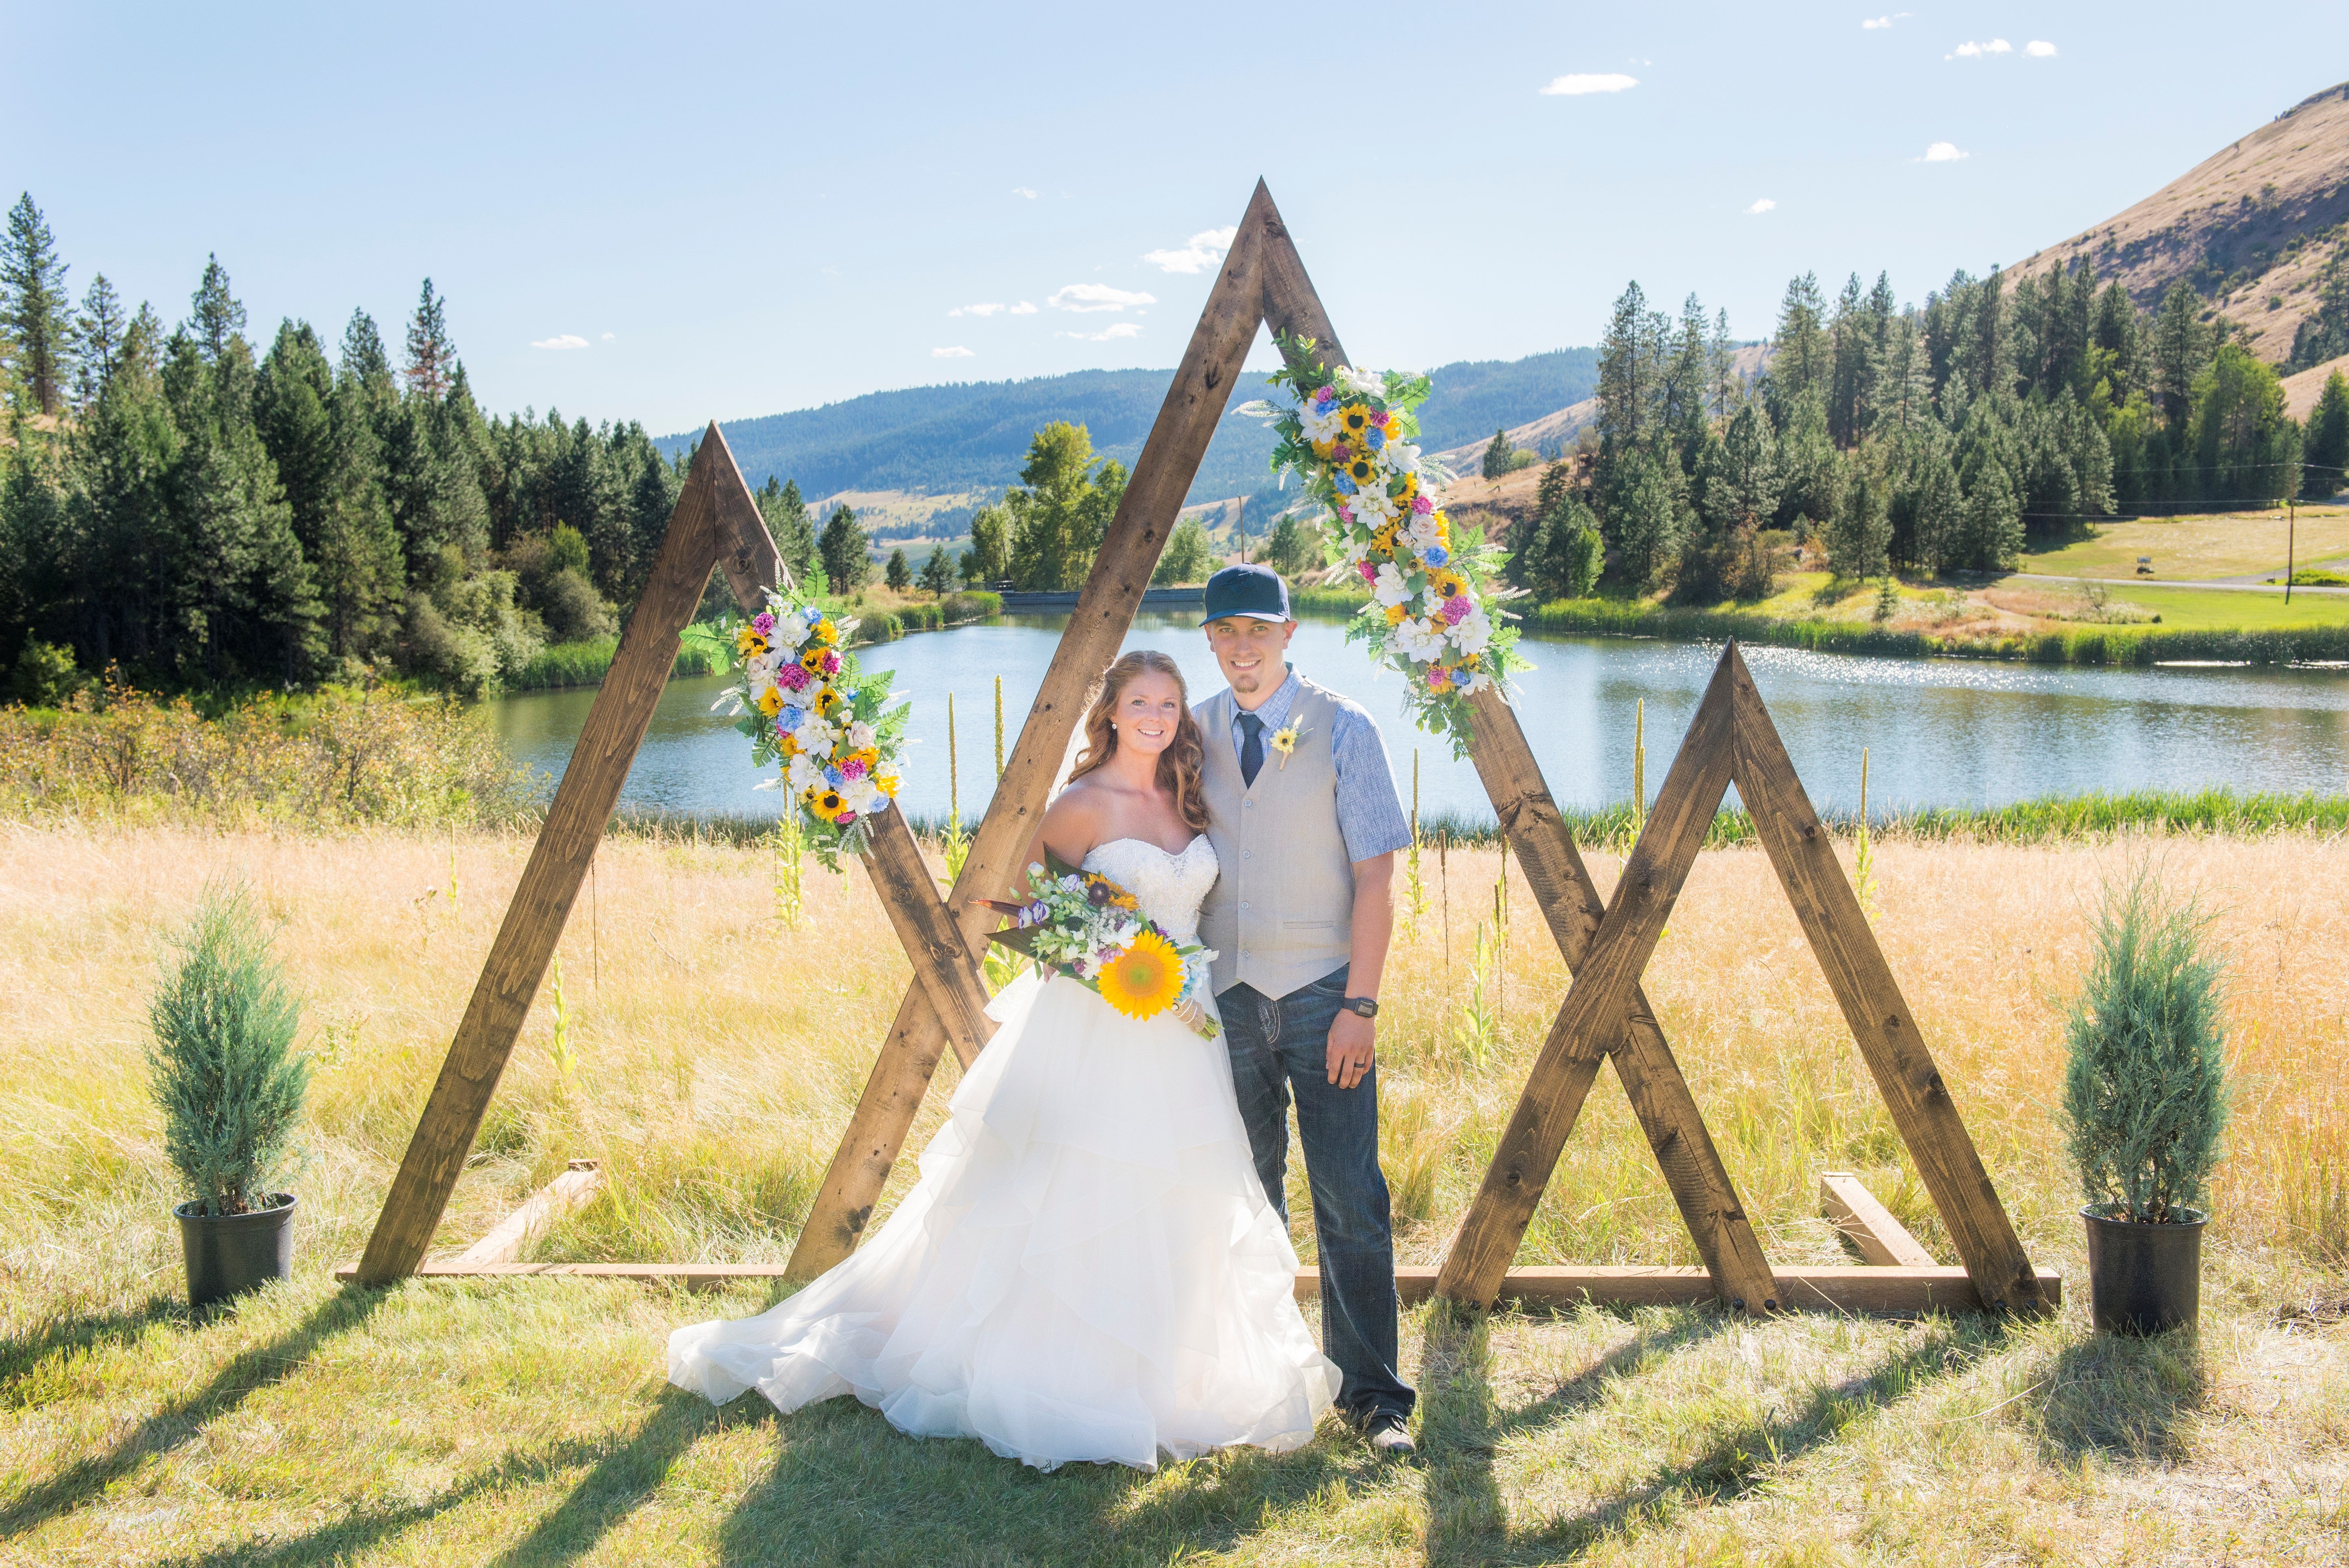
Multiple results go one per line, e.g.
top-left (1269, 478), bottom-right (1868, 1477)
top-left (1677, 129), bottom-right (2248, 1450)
top-left (1219, 965), bottom-right (1414, 1424)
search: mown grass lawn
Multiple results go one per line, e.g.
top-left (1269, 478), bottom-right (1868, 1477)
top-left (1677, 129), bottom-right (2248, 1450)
top-left (2019, 510), bottom-right (2349, 583)
top-left (4, 827), bottom-right (2347, 1564)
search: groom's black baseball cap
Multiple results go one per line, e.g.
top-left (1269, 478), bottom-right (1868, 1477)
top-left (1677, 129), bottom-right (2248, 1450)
top-left (1199, 563), bottom-right (1290, 627)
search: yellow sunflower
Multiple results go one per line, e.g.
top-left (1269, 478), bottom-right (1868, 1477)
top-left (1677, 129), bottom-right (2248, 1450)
top-left (1346, 455), bottom-right (1377, 487)
top-left (735, 627), bottom-right (770, 657)
top-left (1098, 930), bottom-right (1187, 1020)
top-left (810, 618), bottom-right (839, 648)
top-left (1371, 522), bottom-right (1402, 556)
top-left (1339, 403), bottom-right (1371, 437)
top-left (776, 732), bottom-right (798, 759)
top-left (1385, 603), bottom-right (1409, 625)
top-left (804, 787), bottom-right (847, 823)
top-left (815, 687), bottom-right (845, 717)
top-left (757, 686), bottom-right (783, 717)
top-left (799, 645), bottom-right (830, 674)
top-left (1431, 569), bottom-right (1467, 600)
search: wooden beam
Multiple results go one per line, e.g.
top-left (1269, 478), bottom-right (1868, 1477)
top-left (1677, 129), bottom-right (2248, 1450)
top-left (453, 1161), bottom-right (607, 1268)
top-left (781, 183), bottom-right (1281, 1284)
top-left (329, 1258), bottom-right (2057, 1314)
top-left (356, 428), bottom-right (749, 1285)
top-left (1435, 651), bottom-right (1742, 1309)
top-left (1726, 645), bottom-right (2048, 1316)
top-left (1462, 686), bottom-right (1778, 1314)
top-left (1819, 1173), bottom-right (1937, 1269)
top-left (858, 807), bottom-right (996, 1067)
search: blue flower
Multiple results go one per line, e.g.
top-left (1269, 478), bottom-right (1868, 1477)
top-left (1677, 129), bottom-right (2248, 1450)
top-left (825, 765), bottom-right (844, 787)
top-left (779, 703), bottom-right (804, 730)
top-left (1332, 471), bottom-right (1358, 495)
top-left (1365, 426), bottom-right (1385, 450)
top-left (1423, 545), bottom-right (1449, 567)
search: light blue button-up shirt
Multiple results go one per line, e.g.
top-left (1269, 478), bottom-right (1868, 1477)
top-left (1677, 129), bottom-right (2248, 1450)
top-left (1226, 668), bottom-right (1414, 864)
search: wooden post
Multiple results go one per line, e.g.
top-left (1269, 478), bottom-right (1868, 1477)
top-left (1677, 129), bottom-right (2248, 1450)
top-left (356, 425), bottom-right (773, 1284)
top-left (1818, 1173), bottom-right (1936, 1268)
top-left (781, 182), bottom-right (1282, 1282)
top-left (1725, 646), bottom-right (2045, 1313)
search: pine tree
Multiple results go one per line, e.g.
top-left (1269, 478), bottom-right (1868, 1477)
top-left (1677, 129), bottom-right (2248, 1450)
top-left (885, 546), bottom-right (911, 591)
top-left (2, 193), bottom-right (72, 416)
top-left (2151, 282), bottom-right (2209, 434)
top-left (72, 274), bottom-right (126, 409)
top-left (1708, 306), bottom-right (1738, 419)
top-left (819, 503), bottom-right (871, 590)
top-left (403, 279), bottom-right (456, 401)
top-left (1827, 462), bottom-right (1891, 580)
top-left (187, 255), bottom-right (245, 363)
top-left (1480, 426), bottom-right (1516, 479)
top-left (2303, 370), bottom-right (2349, 500)
top-left (2191, 343), bottom-right (2300, 503)
top-left (916, 544), bottom-right (954, 595)
top-left (1766, 273), bottom-right (1828, 429)
top-left (755, 475), bottom-right (817, 585)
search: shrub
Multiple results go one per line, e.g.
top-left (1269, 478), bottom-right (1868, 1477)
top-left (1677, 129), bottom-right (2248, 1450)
top-left (2061, 867), bottom-right (2230, 1223)
top-left (8, 636), bottom-right (81, 708)
top-left (537, 567), bottom-right (617, 643)
top-left (147, 883), bottom-right (311, 1215)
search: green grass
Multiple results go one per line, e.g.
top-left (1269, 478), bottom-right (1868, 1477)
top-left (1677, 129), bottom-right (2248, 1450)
top-left (2088, 583), bottom-right (2349, 634)
top-left (2019, 509), bottom-right (2349, 582)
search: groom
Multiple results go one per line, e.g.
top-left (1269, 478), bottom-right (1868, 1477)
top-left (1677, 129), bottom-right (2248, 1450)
top-left (1193, 563), bottom-right (1417, 1456)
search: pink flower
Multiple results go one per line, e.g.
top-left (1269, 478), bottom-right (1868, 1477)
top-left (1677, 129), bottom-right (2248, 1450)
top-left (1332, 443), bottom-right (1351, 462)
top-left (839, 757), bottom-right (867, 781)
top-left (835, 809), bottom-right (857, 825)
top-left (820, 650), bottom-right (841, 676)
top-left (1358, 560), bottom-right (1377, 582)
top-left (1442, 595), bottom-right (1471, 625)
top-left (1427, 666), bottom-right (1453, 691)
top-left (1314, 385), bottom-right (1335, 404)
top-left (1412, 493), bottom-right (1435, 514)
top-left (1369, 408), bottom-right (1390, 426)
top-left (779, 663), bottom-right (811, 692)
top-left (750, 612), bottom-right (776, 635)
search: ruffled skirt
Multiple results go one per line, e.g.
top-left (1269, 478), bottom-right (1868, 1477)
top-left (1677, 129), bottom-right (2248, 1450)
top-left (667, 970), bottom-right (1340, 1470)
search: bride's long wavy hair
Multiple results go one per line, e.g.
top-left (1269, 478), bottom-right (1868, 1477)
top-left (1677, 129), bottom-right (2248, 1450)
top-left (1067, 651), bottom-right (1212, 831)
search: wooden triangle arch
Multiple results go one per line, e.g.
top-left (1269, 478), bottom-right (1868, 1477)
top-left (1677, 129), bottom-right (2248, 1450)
top-left (348, 181), bottom-right (2050, 1318)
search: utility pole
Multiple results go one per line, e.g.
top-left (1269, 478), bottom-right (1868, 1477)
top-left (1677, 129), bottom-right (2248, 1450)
top-left (2286, 498), bottom-right (2296, 605)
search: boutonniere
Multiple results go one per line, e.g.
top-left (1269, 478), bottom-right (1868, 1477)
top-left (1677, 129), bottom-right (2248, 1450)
top-left (1269, 722), bottom-right (1306, 770)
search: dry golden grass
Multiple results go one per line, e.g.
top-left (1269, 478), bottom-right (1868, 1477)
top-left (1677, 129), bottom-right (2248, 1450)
top-left (2, 822), bottom-right (2346, 1564)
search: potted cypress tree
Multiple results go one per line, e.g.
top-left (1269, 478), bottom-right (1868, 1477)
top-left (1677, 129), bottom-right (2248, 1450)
top-left (148, 884), bottom-right (312, 1310)
top-left (2061, 869), bottom-right (2229, 1335)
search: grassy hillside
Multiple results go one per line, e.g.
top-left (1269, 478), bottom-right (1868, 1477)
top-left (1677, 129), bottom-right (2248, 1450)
top-left (2028, 79), bottom-right (2349, 364)
top-left (658, 349), bottom-right (1599, 514)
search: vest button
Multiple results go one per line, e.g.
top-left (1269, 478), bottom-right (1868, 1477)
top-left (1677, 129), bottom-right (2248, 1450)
top-left (1242, 850), bottom-right (1251, 859)
top-left (1243, 799), bottom-right (1254, 809)
top-left (1241, 902), bottom-right (1250, 909)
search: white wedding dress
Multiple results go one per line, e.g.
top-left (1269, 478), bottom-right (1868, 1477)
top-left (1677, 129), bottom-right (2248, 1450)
top-left (668, 834), bottom-right (1340, 1470)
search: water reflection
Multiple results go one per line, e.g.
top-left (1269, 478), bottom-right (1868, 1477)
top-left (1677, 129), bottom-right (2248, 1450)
top-left (486, 613), bottom-right (2349, 825)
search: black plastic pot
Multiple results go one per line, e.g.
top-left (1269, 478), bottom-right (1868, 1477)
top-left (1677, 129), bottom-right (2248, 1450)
top-left (2081, 1204), bottom-right (2204, 1335)
top-left (176, 1193), bottom-right (296, 1310)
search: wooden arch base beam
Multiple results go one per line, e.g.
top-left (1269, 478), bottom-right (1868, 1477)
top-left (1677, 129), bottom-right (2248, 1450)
top-left (1434, 643), bottom-right (2049, 1317)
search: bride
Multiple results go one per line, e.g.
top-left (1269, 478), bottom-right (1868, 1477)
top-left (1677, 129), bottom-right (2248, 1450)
top-left (669, 650), bottom-right (1340, 1470)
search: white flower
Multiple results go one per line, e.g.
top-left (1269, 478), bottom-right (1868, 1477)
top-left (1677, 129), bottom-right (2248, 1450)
top-left (1392, 618), bottom-right (1447, 662)
top-left (786, 753), bottom-right (822, 792)
top-left (1372, 562), bottom-right (1414, 608)
top-left (1460, 669), bottom-right (1492, 694)
top-left (794, 720), bottom-right (834, 759)
top-left (1387, 442), bottom-right (1421, 472)
top-left (774, 612), bottom-right (811, 649)
top-left (846, 720), bottom-right (876, 750)
top-left (1352, 485), bottom-right (1399, 525)
top-left (1337, 364), bottom-right (1386, 398)
top-left (1452, 609), bottom-right (1493, 656)
top-left (1407, 512), bottom-right (1445, 551)
top-left (1300, 402), bottom-right (1343, 443)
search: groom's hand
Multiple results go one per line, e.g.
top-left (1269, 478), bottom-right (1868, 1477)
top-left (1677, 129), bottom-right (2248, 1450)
top-left (1327, 1009), bottom-right (1375, 1089)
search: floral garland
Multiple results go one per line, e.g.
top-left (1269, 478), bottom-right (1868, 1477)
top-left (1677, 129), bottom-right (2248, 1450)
top-left (978, 852), bottom-right (1219, 1039)
top-left (706, 586), bottom-right (907, 868)
top-left (1238, 335), bottom-right (1521, 752)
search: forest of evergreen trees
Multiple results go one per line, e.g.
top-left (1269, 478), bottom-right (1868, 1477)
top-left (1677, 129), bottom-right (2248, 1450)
top-left (1507, 262), bottom-right (2349, 605)
top-left (0, 194), bottom-right (749, 700)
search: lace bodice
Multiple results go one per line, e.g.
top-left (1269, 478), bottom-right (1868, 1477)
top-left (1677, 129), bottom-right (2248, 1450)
top-left (1080, 835), bottom-right (1219, 945)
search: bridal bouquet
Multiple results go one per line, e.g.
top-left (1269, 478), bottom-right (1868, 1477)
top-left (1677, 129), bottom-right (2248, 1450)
top-left (693, 585), bottom-right (907, 869)
top-left (1236, 333), bottom-right (1522, 753)
top-left (977, 853), bottom-right (1220, 1040)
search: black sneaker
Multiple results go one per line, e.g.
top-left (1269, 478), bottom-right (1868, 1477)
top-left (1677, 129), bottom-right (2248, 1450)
top-left (1360, 1410), bottom-right (1415, 1457)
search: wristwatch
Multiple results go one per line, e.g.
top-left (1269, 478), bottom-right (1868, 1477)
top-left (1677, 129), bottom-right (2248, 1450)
top-left (1341, 996), bottom-right (1379, 1018)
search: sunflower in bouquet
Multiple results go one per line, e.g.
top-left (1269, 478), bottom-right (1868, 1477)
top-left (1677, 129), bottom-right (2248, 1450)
top-left (976, 852), bottom-right (1219, 1040)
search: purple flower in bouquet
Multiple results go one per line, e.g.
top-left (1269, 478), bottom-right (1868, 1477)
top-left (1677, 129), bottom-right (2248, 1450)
top-left (839, 756), bottom-right (867, 781)
top-left (779, 663), bottom-right (811, 693)
top-left (1412, 494), bottom-right (1435, 515)
top-left (1442, 595), bottom-right (1471, 625)
top-left (750, 611), bottom-right (776, 636)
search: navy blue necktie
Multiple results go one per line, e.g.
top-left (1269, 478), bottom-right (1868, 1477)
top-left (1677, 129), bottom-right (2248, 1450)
top-left (1237, 712), bottom-right (1265, 787)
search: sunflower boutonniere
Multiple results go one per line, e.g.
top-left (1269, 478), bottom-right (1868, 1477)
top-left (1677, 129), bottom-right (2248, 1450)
top-left (1269, 721), bottom-right (1307, 770)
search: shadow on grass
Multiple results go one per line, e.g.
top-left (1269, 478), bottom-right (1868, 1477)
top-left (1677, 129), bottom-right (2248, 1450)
top-left (1421, 1303), bottom-right (2002, 1565)
top-left (150, 1430), bottom-right (668, 1568)
top-left (2017, 1327), bottom-right (2207, 1464)
top-left (0, 1293), bottom-right (185, 1403)
top-left (482, 1386), bottom-right (753, 1567)
top-left (707, 1391), bottom-right (1388, 1568)
top-left (0, 1284), bottom-right (386, 1540)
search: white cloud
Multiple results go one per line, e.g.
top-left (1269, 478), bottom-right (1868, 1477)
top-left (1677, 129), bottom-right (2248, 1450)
top-left (933, 346), bottom-right (975, 358)
top-left (1142, 225), bottom-right (1238, 274)
top-left (1987, 37), bottom-right (2012, 51)
top-left (1056, 322), bottom-right (1142, 343)
top-left (1048, 283), bottom-right (1156, 313)
top-left (530, 334), bottom-right (588, 350)
top-left (599, 332), bottom-right (615, 341)
top-left (2025, 39), bottom-right (2057, 56)
top-left (1952, 37), bottom-right (2014, 57)
top-left (1745, 197), bottom-right (1776, 215)
top-left (1862, 11), bottom-right (1911, 25)
top-left (948, 302), bottom-right (1006, 317)
top-left (1009, 301), bottom-right (1037, 315)
top-left (1540, 72), bottom-right (1638, 95)
top-left (1011, 187), bottom-right (1037, 199)
top-left (1920, 141), bottom-right (1969, 162)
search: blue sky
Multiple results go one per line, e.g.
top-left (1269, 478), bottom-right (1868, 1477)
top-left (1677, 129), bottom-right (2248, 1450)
top-left (11, 2), bottom-right (2347, 436)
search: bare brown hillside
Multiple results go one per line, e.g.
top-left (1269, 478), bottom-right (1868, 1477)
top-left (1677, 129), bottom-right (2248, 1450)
top-left (2026, 80), bottom-right (2349, 364)
top-left (2282, 351), bottom-right (2349, 419)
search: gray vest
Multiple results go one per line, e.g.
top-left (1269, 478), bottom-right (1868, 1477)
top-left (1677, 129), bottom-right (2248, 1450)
top-left (1196, 678), bottom-right (1354, 998)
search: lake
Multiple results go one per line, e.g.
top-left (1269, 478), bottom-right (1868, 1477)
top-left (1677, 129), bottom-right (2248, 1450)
top-left (486, 613), bottom-right (2349, 826)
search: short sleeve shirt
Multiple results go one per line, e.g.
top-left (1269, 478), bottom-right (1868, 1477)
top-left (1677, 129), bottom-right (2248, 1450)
top-left (1226, 668), bottom-right (1414, 864)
